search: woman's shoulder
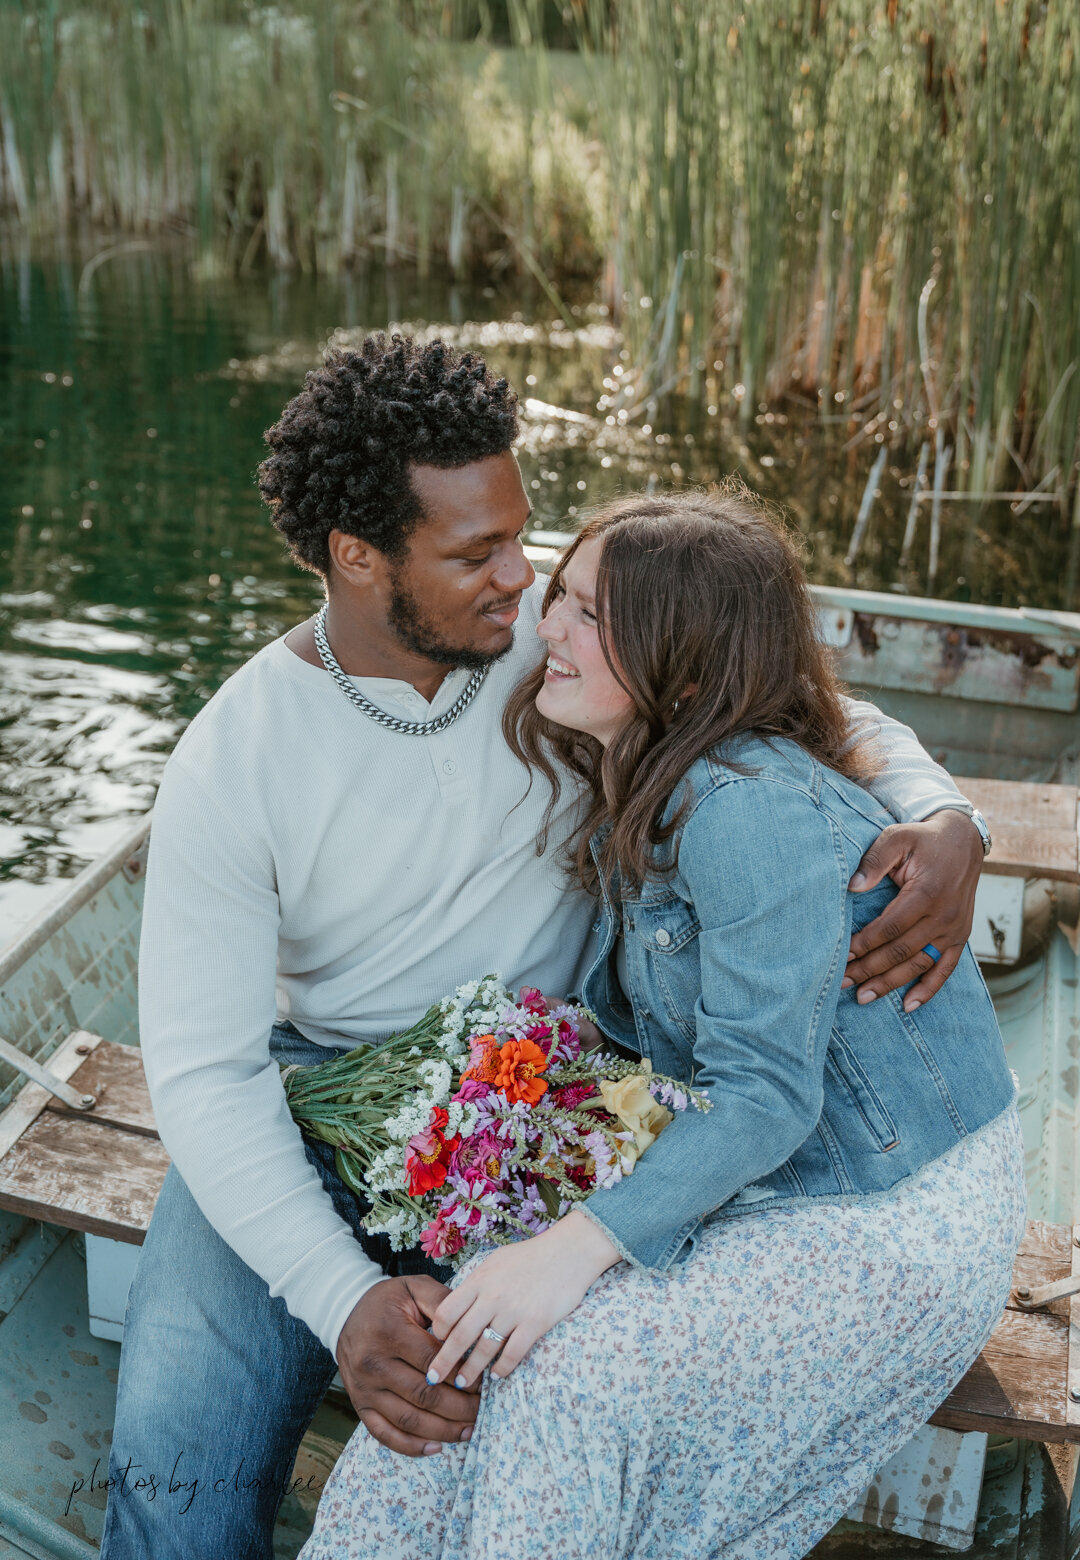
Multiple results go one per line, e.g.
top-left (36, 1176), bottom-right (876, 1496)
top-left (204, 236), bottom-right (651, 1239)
top-left (672, 734), bottom-right (890, 863)
top-left (681, 733), bottom-right (822, 802)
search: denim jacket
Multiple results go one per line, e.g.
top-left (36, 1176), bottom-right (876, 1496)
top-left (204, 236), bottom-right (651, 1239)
top-left (580, 734), bottom-right (1016, 1272)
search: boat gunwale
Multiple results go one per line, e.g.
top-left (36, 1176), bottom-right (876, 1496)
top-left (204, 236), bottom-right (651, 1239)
top-left (0, 815), bottom-right (151, 998)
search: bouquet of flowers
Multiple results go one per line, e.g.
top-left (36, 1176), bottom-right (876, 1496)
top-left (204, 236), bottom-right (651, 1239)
top-left (282, 974), bottom-right (709, 1266)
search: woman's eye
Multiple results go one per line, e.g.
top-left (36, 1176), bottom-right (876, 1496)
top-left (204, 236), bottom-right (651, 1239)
top-left (581, 606), bottom-right (596, 623)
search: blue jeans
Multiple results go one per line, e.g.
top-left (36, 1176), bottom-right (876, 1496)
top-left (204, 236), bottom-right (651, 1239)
top-left (100, 1023), bottom-right (443, 1560)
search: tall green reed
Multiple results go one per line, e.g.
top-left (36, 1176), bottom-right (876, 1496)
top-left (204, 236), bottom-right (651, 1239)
top-left (571, 1), bottom-right (1080, 506)
top-left (2, 0), bottom-right (1076, 506)
top-left (0, 0), bottom-right (602, 280)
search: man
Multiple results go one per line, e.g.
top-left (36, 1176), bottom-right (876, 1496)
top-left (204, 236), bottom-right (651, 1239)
top-left (101, 333), bottom-right (986, 1559)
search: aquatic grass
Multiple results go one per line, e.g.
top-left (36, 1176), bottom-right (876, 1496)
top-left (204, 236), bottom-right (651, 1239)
top-left (0, 2), bottom-right (602, 282)
top-left (2, 0), bottom-right (1077, 510)
top-left (571, 1), bottom-right (1080, 507)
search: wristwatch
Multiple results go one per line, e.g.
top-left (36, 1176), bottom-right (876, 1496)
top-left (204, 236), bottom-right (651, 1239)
top-left (969, 807), bottom-right (993, 857)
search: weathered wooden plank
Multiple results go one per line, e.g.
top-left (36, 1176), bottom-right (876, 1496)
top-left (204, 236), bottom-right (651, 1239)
top-left (47, 1040), bottom-right (158, 1137)
top-left (0, 1031), bottom-right (103, 1161)
top-left (928, 1220), bottom-right (1079, 1443)
top-left (957, 776), bottom-right (1080, 882)
top-left (0, 1112), bottom-right (169, 1244)
top-left (930, 1307), bottom-right (1074, 1441)
top-left (1012, 1219), bottom-right (1075, 1324)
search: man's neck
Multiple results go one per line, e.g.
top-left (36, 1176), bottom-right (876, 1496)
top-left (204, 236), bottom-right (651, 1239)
top-left (284, 602), bottom-right (454, 702)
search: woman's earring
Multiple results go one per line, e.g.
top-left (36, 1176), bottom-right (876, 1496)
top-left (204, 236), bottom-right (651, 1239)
top-left (672, 699), bottom-right (680, 716)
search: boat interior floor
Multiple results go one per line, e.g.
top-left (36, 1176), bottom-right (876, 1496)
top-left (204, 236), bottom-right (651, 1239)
top-left (0, 1226), bottom-right (345, 1559)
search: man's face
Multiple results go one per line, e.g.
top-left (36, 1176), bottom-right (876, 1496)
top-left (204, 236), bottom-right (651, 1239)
top-left (386, 453), bottom-right (536, 669)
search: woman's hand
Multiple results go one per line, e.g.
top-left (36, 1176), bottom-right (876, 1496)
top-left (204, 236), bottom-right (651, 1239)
top-left (425, 1211), bottom-right (621, 1388)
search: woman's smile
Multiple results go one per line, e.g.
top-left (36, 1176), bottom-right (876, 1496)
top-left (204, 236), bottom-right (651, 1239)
top-left (544, 655), bottom-right (580, 681)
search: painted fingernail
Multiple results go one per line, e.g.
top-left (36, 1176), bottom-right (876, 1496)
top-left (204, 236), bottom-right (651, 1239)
top-left (423, 1442), bottom-right (442, 1455)
top-left (461, 1426), bottom-right (473, 1442)
top-left (426, 1368), bottom-right (440, 1385)
top-left (857, 989), bottom-right (877, 1004)
top-left (906, 1000), bottom-right (922, 1013)
top-left (841, 977), bottom-right (854, 989)
top-left (454, 1374), bottom-right (467, 1389)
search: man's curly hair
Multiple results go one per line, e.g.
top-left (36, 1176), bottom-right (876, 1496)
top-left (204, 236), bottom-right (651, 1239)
top-left (257, 332), bottom-right (519, 575)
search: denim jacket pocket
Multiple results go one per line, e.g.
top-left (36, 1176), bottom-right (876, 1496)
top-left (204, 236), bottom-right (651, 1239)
top-left (824, 1029), bottom-right (901, 1151)
top-left (631, 896), bottom-right (701, 955)
top-left (630, 897), bottom-right (702, 1042)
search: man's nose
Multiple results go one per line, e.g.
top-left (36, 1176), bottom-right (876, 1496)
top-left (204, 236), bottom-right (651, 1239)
top-left (495, 542), bottom-right (535, 594)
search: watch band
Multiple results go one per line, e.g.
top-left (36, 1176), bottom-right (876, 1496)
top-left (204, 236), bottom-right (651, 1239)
top-left (969, 807), bottom-right (993, 857)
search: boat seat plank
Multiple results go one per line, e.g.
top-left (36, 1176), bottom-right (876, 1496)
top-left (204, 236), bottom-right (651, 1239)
top-left (0, 1110), bottom-right (169, 1244)
top-left (956, 776), bottom-right (1080, 882)
top-left (46, 1039), bottom-right (159, 1136)
top-left (0, 1041), bottom-right (168, 1245)
top-left (929, 1219), bottom-right (1079, 1443)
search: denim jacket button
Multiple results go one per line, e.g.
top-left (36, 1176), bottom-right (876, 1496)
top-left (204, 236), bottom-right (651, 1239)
top-left (655, 928), bottom-right (671, 947)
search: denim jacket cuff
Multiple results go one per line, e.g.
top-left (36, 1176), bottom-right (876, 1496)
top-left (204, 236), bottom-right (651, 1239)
top-left (576, 1202), bottom-right (644, 1270)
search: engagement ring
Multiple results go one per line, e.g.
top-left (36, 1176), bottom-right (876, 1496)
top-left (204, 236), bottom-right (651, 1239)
top-left (482, 1326), bottom-right (507, 1344)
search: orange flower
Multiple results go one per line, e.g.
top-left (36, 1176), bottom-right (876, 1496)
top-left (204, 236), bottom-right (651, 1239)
top-left (461, 1033), bottom-right (501, 1087)
top-left (494, 1037), bottom-right (549, 1106)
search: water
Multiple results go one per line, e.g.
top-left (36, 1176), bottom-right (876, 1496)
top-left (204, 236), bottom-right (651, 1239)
top-left (2, 247), bottom-right (1077, 946)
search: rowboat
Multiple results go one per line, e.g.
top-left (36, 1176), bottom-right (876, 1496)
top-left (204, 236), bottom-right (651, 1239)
top-left (0, 580), bottom-right (1077, 1558)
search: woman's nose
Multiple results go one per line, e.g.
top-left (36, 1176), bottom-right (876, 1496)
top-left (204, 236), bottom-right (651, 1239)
top-left (537, 604), bottom-right (564, 641)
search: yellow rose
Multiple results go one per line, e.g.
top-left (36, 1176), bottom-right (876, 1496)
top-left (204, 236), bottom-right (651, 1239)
top-left (598, 1069), bottom-right (674, 1166)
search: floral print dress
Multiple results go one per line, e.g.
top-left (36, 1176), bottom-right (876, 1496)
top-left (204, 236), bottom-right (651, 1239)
top-left (300, 1105), bottom-right (1026, 1560)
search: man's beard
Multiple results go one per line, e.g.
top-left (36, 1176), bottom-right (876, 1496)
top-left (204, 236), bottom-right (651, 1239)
top-left (387, 571), bottom-right (515, 671)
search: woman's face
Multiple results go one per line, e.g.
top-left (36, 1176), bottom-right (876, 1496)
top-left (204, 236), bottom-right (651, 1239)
top-left (535, 537), bottom-right (635, 746)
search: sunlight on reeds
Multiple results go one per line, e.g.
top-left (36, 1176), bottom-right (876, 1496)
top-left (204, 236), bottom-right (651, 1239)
top-left (1, 0), bottom-right (1077, 510)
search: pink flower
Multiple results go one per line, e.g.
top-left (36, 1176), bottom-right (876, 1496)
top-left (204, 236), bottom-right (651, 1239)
top-left (455, 1078), bottom-right (492, 1103)
top-left (525, 1020), bottom-right (554, 1054)
top-left (550, 1081), bottom-right (598, 1110)
top-left (419, 1213), bottom-right (465, 1260)
top-left (449, 1130), bottom-right (505, 1191)
top-left (519, 986), bottom-right (549, 1016)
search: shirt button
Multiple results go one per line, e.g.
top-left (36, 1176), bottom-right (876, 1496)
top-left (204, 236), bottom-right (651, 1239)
top-left (655, 928), bottom-right (671, 947)
top-left (442, 759), bottom-right (457, 776)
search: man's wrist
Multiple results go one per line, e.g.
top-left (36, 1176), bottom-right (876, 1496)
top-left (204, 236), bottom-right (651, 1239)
top-left (924, 802), bottom-right (991, 857)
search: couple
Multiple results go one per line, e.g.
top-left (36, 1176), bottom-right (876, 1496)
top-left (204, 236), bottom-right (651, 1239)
top-left (103, 333), bottom-right (1024, 1560)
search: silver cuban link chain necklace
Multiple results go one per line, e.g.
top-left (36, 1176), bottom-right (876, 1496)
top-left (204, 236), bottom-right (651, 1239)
top-left (312, 603), bottom-right (489, 736)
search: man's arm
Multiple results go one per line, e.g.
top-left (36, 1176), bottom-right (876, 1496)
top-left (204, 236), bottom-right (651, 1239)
top-left (140, 756), bottom-right (476, 1453)
top-left (840, 697), bottom-right (982, 1010)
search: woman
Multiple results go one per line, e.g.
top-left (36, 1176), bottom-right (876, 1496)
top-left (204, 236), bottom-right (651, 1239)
top-left (301, 486), bottom-right (1025, 1560)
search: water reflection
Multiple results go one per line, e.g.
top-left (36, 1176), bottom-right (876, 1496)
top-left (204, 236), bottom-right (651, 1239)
top-left (1, 248), bottom-right (1077, 944)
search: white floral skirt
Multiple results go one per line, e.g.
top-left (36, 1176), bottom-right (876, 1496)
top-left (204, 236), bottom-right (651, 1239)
top-left (301, 1106), bottom-right (1026, 1560)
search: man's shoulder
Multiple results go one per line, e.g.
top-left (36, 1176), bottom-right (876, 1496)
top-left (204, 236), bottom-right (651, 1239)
top-left (170, 635), bottom-right (294, 764)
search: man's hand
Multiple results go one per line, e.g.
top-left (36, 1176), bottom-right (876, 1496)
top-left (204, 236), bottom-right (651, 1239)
top-left (336, 1275), bottom-right (479, 1457)
top-left (843, 811), bottom-right (982, 1012)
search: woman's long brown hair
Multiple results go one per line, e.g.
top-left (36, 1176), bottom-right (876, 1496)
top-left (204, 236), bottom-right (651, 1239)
top-left (503, 481), bottom-right (879, 895)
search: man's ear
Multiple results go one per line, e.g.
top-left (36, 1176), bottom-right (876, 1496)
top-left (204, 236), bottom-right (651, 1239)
top-left (328, 529), bottom-right (391, 591)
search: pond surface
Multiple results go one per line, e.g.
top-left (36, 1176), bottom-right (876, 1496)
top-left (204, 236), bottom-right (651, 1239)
top-left (2, 247), bottom-right (1078, 945)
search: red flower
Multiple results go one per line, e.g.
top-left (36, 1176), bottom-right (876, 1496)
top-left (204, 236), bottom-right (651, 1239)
top-left (404, 1109), bottom-right (461, 1196)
